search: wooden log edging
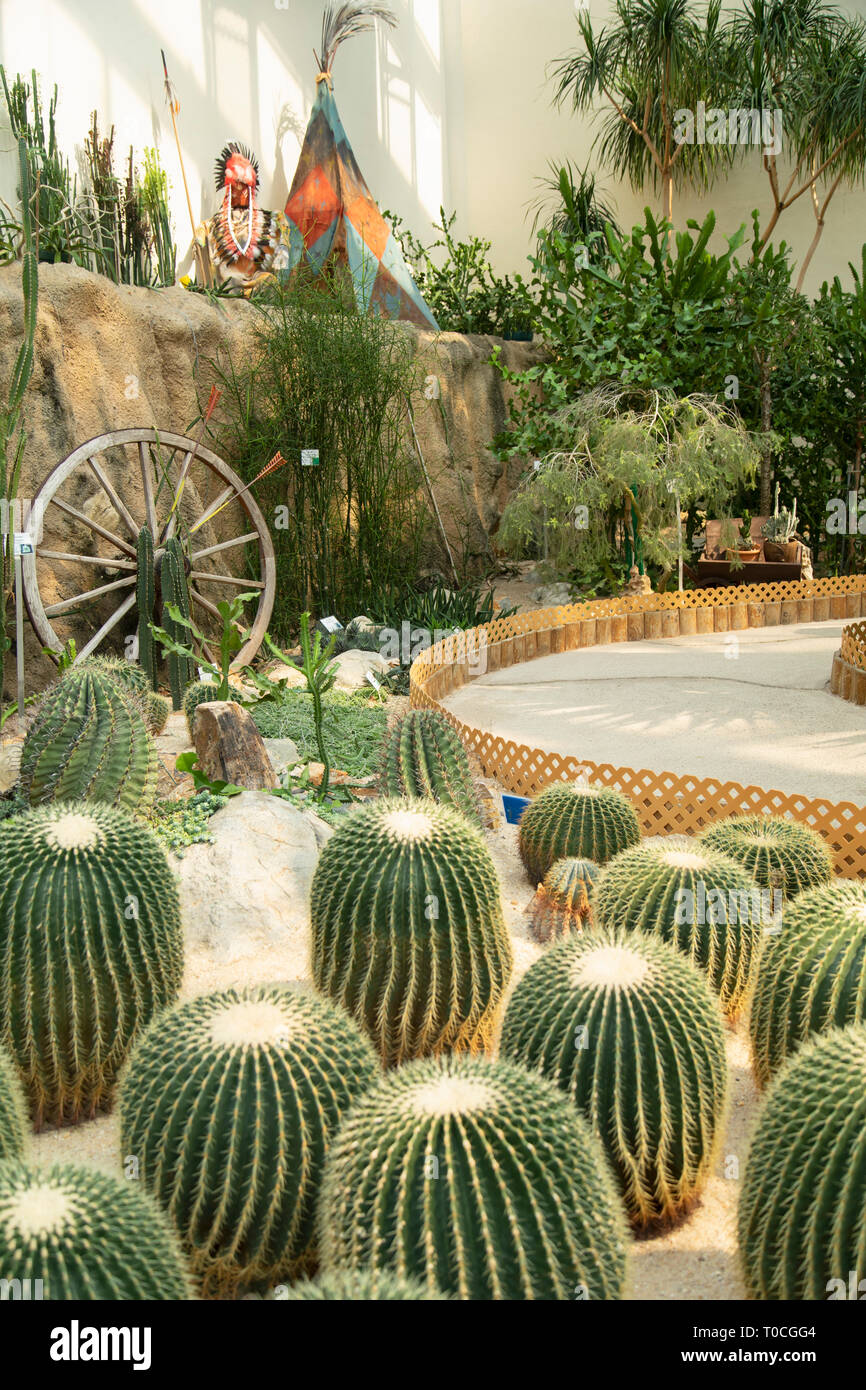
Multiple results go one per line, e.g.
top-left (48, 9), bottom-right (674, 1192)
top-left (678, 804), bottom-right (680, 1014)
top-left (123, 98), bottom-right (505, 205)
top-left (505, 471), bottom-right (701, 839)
top-left (409, 577), bottom-right (866, 878)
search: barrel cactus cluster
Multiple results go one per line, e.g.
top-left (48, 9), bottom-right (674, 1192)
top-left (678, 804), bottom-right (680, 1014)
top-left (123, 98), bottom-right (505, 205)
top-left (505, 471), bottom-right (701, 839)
top-left (119, 983), bottom-right (380, 1296)
top-left (593, 840), bottom-right (762, 1015)
top-left (82, 655), bottom-right (171, 734)
top-left (527, 856), bottom-right (599, 943)
top-left (318, 1053), bottom-right (629, 1300)
top-left (0, 802), bottom-right (183, 1125)
top-left (378, 709), bottom-right (481, 826)
top-left (518, 781), bottom-right (640, 884)
top-left (749, 879), bottom-right (866, 1087)
top-left (700, 814), bottom-right (833, 899)
top-left (0, 1160), bottom-right (192, 1299)
top-left (310, 797), bottom-right (513, 1066)
top-left (501, 929), bottom-right (728, 1226)
top-left (18, 668), bottom-right (158, 812)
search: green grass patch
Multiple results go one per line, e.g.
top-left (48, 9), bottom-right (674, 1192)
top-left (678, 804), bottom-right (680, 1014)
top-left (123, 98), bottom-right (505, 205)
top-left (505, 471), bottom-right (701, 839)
top-left (250, 689), bottom-right (388, 778)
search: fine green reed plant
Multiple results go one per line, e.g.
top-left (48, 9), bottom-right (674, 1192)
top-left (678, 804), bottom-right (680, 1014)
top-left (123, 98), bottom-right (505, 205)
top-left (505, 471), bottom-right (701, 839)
top-left (203, 278), bottom-right (427, 642)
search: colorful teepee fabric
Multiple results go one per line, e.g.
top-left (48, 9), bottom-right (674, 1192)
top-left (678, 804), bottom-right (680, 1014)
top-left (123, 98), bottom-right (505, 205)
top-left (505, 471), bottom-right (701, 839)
top-left (284, 77), bottom-right (438, 329)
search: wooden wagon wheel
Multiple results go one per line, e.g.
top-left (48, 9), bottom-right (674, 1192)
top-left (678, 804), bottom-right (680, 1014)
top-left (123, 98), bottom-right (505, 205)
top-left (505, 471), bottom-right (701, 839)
top-left (23, 428), bottom-right (276, 668)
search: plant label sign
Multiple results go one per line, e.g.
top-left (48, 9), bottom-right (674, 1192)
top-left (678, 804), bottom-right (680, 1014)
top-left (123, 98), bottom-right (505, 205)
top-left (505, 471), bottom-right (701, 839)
top-left (366, 671), bottom-right (382, 691)
top-left (318, 615), bottom-right (343, 634)
top-left (198, 667), bottom-right (217, 684)
top-left (301, 449), bottom-right (320, 467)
top-left (13, 533), bottom-right (34, 557)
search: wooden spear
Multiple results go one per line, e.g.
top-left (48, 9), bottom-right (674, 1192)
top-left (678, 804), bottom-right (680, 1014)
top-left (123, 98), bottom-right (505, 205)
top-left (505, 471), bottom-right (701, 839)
top-left (161, 49), bottom-right (212, 287)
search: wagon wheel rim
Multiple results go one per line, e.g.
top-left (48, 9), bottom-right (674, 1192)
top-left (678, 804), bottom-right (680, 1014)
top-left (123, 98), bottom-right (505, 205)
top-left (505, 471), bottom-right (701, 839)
top-left (22, 428), bottom-right (276, 669)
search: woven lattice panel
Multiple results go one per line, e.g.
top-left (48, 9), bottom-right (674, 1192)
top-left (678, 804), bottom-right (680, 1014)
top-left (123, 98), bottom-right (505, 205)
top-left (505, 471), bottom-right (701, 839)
top-left (841, 621), bottom-right (866, 669)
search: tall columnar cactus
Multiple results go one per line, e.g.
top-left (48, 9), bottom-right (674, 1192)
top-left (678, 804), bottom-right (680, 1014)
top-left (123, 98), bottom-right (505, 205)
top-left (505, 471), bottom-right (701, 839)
top-left (700, 814), bottom-right (833, 899)
top-left (0, 1045), bottom-right (28, 1162)
top-left (119, 983), bottom-right (380, 1298)
top-left (18, 669), bottom-right (158, 812)
top-left (0, 802), bottom-right (183, 1126)
top-left (318, 1053), bottom-right (629, 1300)
top-left (284, 1271), bottom-right (450, 1301)
top-left (0, 1160), bottom-right (193, 1299)
top-left (310, 798), bottom-right (513, 1066)
top-left (136, 525), bottom-right (157, 688)
top-left (749, 879), bottom-right (866, 1087)
top-left (160, 536), bottom-right (195, 709)
top-left (378, 710), bottom-right (481, 826)
top-left (527, 856), bottom-right (599, 943)
top-left (518, 781), bottom-right (640, 884)
top-left (593, 841), bottom-right (762, 1015)
top-left (738, 1024), bottom-right (866, 1300)
top-left (500, 929), bottom-right (728, 1226)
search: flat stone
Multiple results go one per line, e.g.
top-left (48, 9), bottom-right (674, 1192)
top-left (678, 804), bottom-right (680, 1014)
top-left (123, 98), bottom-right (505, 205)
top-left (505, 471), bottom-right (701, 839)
top-left (193, 700), bottom-right (276, 790)
top-left (262, 737), bottom-right (301, 776)
top-left (331, 648), bottom-right (390, 692)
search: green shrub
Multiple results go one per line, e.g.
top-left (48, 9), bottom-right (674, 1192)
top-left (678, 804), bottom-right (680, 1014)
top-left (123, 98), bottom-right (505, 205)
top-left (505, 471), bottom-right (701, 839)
top-left (749, 879), bottom-right (866, 1087)
top-left (699, 815), bottom-right (833, 898)
top-left (527, 856), bottom-right (599, 942)
top-left (518, 781), bottom-right (640, 883)
top-left (0, 1160), bottom-right (192, 1299)
top-left (0, 802), bottom-right (183, 1125)
top-left (319, 1054), bottom-right (629, 1300)
top-left (500, 929), bottom-right (728, 1226)
top-left (0, 1045), bottom-right (28, 1161)
top-left (119, 983), bottom-right (380, 1297)
top-left (378, 710), bottom-right (480, 825)
top-left (738, 1024), bottom-right (866, 1300)
top-left (311, 798), bottom-right (512, 1066)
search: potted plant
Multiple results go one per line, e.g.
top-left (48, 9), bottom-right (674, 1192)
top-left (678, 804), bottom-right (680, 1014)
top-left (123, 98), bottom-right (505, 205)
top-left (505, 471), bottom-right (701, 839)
top-left (720, 511), bottom-right (761, 566)
top-left (761, 487), bottom-right (799, 562)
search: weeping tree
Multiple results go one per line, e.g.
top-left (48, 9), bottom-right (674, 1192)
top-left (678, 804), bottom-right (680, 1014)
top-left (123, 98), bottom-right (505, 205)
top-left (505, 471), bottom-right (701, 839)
top-left (498, 387), bottom-right (759, 589)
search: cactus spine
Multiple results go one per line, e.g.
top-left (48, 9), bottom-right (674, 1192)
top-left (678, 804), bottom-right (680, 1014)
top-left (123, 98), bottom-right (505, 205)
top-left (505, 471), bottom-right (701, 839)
top-left (378, 710), bottom-right (481, 826)
top-left (699, 814), bottom-right (832, 899)
top-left (19, 669), bottom-right (158, 812)
top-left (749, 879), bottom-right (866, 1087)
top-left (0, 1160), bottom-right (192, 1299)
top-left (0, 1045), bottom-right (28, 1161)
top-left (160, 535), bottom-right (195, 709)
top-left (527, 857), bottom-right (599, 943)
top-left (284, 1271), bottom-right (450, 1301)
top-left (0, 802), bottom-right (183, 1126)
top-left (136, 525), bottom-right (157, 689)
top-left (593, 841), bottom-right (762, 1015)
top-left (319, 1053), bottom-right (629, 1300)
top-left (738, 1024), bottom-right (866, 1300)
top-left (81, 655), bottom-right (170, 733)
top-left (310, 798), bottom-right (513, 1066)
top-left (518, 781), bottom-right (640, 884)
top-left (119, 983), bottom-right (380, 1297)
top-left (501, 929), bottom-right (728, 1226)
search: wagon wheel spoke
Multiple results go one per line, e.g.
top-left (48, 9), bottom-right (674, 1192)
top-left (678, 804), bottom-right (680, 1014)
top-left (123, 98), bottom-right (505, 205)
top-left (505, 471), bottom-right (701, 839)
top-left (45, 575), bottom-right (137, 617)
top-left (161, 445), bottom-right (197, 544)
top-left (38, 551), bottom-right (137, 572)
top-left (138, 440), bottom-right (159, 537)
top-left (190, 532), bottom-right (259, 563)
top-left (189, 572), bottom-right (265, 590)
top-left (49, 496), bottom-right (137, 558)
top-left (75, 592), bottom-right (138, 662)
top-left (189, 486), bottom-right (235, 537)
top-left (85, 455), bottom-right (140, 539)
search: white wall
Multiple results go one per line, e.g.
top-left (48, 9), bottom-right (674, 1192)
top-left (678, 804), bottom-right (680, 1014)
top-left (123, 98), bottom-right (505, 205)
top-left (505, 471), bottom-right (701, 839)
top-left (0, 0), bottom-right (864, 293)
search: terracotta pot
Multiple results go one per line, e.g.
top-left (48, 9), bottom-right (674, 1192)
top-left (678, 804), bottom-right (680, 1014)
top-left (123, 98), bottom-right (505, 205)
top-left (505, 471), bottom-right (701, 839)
top-left (726, 547), bottom-right (761, 564)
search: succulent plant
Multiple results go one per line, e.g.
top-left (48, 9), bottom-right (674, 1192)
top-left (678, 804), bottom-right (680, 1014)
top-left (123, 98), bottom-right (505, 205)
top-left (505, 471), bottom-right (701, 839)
top-left (500, 929), bottom-right (728, 1226)
top-left (81, 656), bottom-right (170, 734)
top-left (0, 1045), bottom-right (28, 1161)
top-left (749, 879), bottom-right (866, 1087)
top-left (310, 798), bottom-right (513, 1066)
top-left (145, 690), bottom-right (171, 735)
top-left (18, 669), bottom-right (158, 812)
top-left (738, 1024), bottom-right (866, 1300)
top-left (378, 710), bottom-right (481, 826)
top-left (318, 1053), bottom-right (629, 1300)
top-left (593, 841), bottom-right (762, 1015)
top-left (518, 781), bottom-right (640, 884)
top-left (183, 679), bottom-right (218, 738)
top-left (161, 536), bottom-right (195, 709)
top-left (283, 1270), bottom-right (450, 1301)
top-left (119, 983), bottom-right (380, 1298)
top-left (0, 802), bottom-right (183, 1126)
top-left (0, 1160), bottom-right (193, 1299)
top-left (136, 524), bottom-right (157, 689)
top-left (527, 856), bottom-right (599, 943)
top-left (699, 815), bottom-right (832, 899)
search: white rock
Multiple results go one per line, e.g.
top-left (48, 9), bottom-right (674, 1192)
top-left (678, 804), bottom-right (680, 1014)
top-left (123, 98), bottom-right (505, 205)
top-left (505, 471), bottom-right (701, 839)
top-left (331, 648), bottom-right (390, 692)
top-left (176, 789), bottom-right (331, 962)
top-left (532, 582), bottom-right (573, 607)
top-left (262, 737), bottom-right (301, 776)
top-left (0, 740), bottom-right (22, 795)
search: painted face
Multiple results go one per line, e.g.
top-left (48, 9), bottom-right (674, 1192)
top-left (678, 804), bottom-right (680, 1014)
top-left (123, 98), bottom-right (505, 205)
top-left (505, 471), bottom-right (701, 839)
top-left (225, 153), bottom-right (256, 209)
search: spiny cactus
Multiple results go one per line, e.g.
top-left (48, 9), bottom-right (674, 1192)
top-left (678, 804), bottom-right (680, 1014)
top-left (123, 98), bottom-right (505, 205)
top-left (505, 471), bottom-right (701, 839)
top-left (378, 710), bottom-right (481, 826)
top-left (119, 983), bottom-right (380, 1298)
top-left (145, 689), bottom-right (171, 735)
top-left (749, 879), bottom-right (866, 1087)
top-left (161, 536), bottom-right (195, 709)
top-left (19, 669), bottom-right (158, 812)
top-left (319, 1053), bottom-right (629, 1300)
top-left (81, 656), bottom-right (170, 734)
top-left (310, 798), bottom-right (513, 1066)
top-left (527, 857), bottom-right (599, 943)
top-left (184, 679), bottom-right (217, 738)
top-left (0, 802), bottom-right (183, 1126)
top-left (500, 929), bottom-right (728, 1226)
top-left (738, 1024), bottom-right (866, 1300)
top-left (0, 1045), bottom-right (28, 1161)
top-left (700, 814), bottom-right (833, 899)
top-left (0, 1160), bottom-right (192, 1299)
top-left (284, 1270), bottom-right (450, 1301)
top-left (136, 525), bottom-right (157, 689)
top-left (518, 781), bottom-right (640, 884)
top-left (593, 841), bottom-right (762, 1015)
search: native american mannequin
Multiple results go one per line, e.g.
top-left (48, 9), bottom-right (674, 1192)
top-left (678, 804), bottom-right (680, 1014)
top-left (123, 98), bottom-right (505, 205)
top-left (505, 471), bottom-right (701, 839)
top-left (195, 142), bottom-right (289, 294)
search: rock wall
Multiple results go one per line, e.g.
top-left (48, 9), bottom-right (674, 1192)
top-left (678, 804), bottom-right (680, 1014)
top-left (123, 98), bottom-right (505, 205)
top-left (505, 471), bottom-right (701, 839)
top-left (0, 263), bottom-right (539, 695)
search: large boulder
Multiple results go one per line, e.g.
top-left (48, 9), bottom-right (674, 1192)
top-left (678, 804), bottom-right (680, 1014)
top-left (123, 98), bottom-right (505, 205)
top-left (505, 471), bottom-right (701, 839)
top-left (193, 700), bottom-right (276, 790)
top-left (176, 789), bottom-right (331, 962)
top-left (331, 648), bottom-right (391, 692)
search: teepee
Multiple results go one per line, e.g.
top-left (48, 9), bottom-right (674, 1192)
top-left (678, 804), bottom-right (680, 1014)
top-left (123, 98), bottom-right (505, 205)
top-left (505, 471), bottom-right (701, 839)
top-left (283, 3), bottom-right (438, 329)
